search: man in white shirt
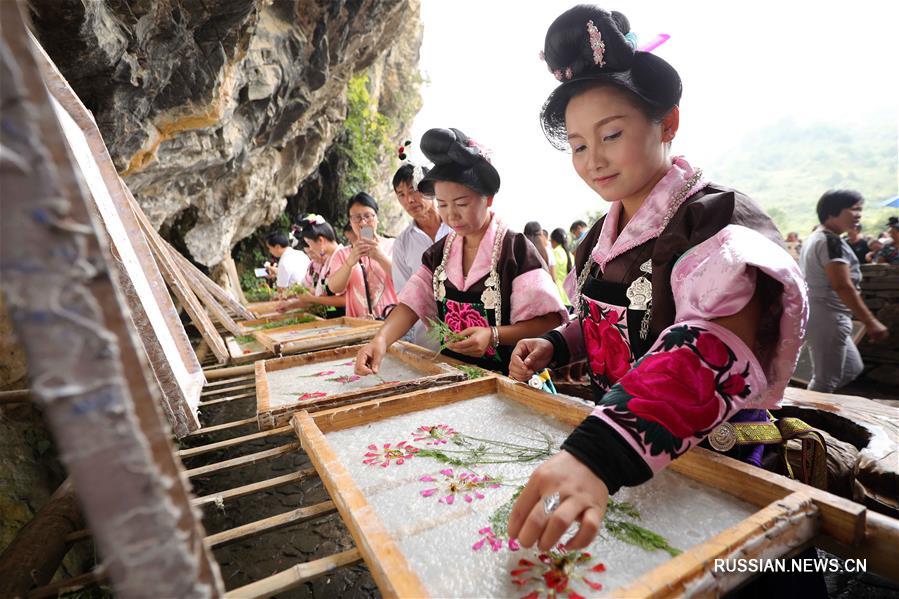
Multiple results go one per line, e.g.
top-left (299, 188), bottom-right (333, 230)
top-left (266, 232), bottom-right (310, 298)
top-left (391, 163), bottom-right (451, 349)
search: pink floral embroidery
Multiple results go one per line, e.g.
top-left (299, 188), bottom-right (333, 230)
top-left (418, 468), bottom-right (500, 504)
top-left (362, 441), bottom-right (418, 467)
top-left (412, 424), bottom-right (458, 445)
top-left (472, 526), bottom-right (520, 552)
top-left (511, 545), bottom-right (606, 597)
top-left (443, 300), bottom-right (496, 357)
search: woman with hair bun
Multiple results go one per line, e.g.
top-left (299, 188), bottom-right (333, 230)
top-left (355, 127), bottom-right (567, 375)
top-left (506, 5), bottom-right (813, 561)
top-left (291, 214), bottom-right (347, 319)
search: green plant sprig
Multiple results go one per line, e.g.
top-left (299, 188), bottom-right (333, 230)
top-left (425, 318), bottom-right (466, 353)
top-left (604, 499), bottom-right (681, 556)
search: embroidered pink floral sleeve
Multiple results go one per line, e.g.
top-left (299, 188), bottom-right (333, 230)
top-left (586, 225), bottom-right (808, 474)
top-left (397, 265), bottom-right (438, 323)
top-left (509, 268), bottom-right (568, 324)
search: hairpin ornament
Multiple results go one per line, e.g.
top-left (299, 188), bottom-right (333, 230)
top-left (586, 20), bottom-right (606, 67)
top-left (466, 138), bottom-right (494, 163)
top-left (398, 139), bottom-right (412, 161)
top-left (305, 213), bottom-right (325, 225)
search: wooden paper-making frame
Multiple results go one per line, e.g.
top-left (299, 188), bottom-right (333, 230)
top-left (255, 342), bottom-right (466, 429)
top-left (293, 376), bottom-right (868, 598)
top-left (253, 317), bottom-right (382, 355)
top-left (225, 313), bottom-right (325, 365)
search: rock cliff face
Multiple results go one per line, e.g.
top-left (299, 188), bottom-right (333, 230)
top-left (29, 0), bottom-right (422, 266)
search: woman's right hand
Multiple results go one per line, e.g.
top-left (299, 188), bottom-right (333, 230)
top-left (866, 318), bottom-right (890, 343)
top-left (356, 336), bottom-right (387, 375)
top-left (509, 338), bottom-right (554, 382)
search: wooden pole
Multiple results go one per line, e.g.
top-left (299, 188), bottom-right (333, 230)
top-left (0, 480), bottom-right (84, 597)
top-left (0, 5), bottom-right (223, 595)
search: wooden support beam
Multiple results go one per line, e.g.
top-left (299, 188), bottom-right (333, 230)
top-left (202, 375), bottom-right (255, 389)
top-left (167, 244), bottom-right (253, 321)
top-left (186, 442), bottom-right (301, 478)
top-left (0, 479), bottom-right (84, 597)
top-left (167, 246), bottom-right (246, 337)
top-left (223, 549), bottom-right (362, 598)
top-left (198, 391), bottom-right (256, 408)
top-left (178, 425), bottom-right (292, 459)
top-left (26, 566), bottom-right (107, 599)
top-left (203, 363), bottom-right (256, 381)
top-left (193, 468), bottom-right (317, 508)
top-left (185, 417), bottom-right (258, 437)
top-left (206, 500), bottom-right (336, 548)
top-left (2, 8), bottom-right (222, 595)
top-left (201, 382), bottom-right (256, 397)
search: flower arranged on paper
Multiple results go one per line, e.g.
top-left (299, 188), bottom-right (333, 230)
top-left (297, 391), bottom-right (328, 401)
top-left (412, 424), bottom-right (458, 445)
top-left (363, 441), bottom-right (418, 467)
top-left (302, 370), bottom-right (336, 377)
top-left (327, 374), bottom-right (361, 384)
top-left (511, 544), bottom-right (606, 598)
top-left (419, 468), bottom-right (500, 505)
top-left (341, 360), bottom-right (355, 366)
top-left (472, 526), bottom-right (520, 552)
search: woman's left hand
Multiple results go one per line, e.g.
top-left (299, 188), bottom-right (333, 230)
top-left (507, 450), bottom-right (609, 551)
top-left (446, 326), bottom-right (492, 357)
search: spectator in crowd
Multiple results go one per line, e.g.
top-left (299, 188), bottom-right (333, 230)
top-left (265, 231), bottom-right (310, 299)
top-left (866, 238), bottom-right (883, 263)
top-left (328, 193), bottom-right (397, 319)
top-left (391, 162), bottom-right (451, 348)
top-left (799, 190), bottom-right (889, 392)
top-left (549, 228), bottom-right (573, 306)
top-left (871, 217), bottom-right (899, 264)
top-left (845, 223), bottom-right (869, 264)
top-left (784, 231), bottom-right (802, 261)
top-left (293, 215), bottom-right (347, 319)
top-left (524, 221), bottom-right (556, 283)
top-left (569, 219), bottom-right (588, 246)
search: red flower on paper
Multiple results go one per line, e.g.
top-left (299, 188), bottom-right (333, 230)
top-left (620, 347), bottom-right (720, 438)
top-left (419, 468), bottom-right (500, 504)
top-left (583, 301), bottom-right (631, 385)
top-left (444, 299), bottom-right (496, 357)
top-left (297, 391), bottom-right (327, 401)
top-left (412, 424), bottom-right (458, 445)
top-left (696, 333), bottom-right (730, 368)
top-left (362, 441), bottom-right (418, 467)
top-left (511, 545), bottom-right (605, 598)
top-left (327, 374), bottom-right (361, 384)
top-left (472, 526), bottom-right (520, 552)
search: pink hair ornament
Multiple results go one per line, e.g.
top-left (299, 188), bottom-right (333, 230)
top-left (586, 20), bottom-right (606, 67)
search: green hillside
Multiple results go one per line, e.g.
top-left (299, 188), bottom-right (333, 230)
top-left (708, 112), bottom-right (897, 238)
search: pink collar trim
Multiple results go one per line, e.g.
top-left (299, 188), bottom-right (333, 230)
top-left (446, 212), bottom-right (502, 292)
top-left (592, 156), bottom-right (707, 272)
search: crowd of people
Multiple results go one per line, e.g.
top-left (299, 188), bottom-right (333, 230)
top-left (785, 215), bottom-right (899, 266)
top-left (251, 4), bottom-right (893, 571)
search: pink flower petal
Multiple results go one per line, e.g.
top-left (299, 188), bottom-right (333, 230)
top-left (444, 495), bottom-right (455, 505)
top-left (420, 488), bottom-right (438, 497)
top-left (419, 475), bottom-right (435, 482)
top-left (479, 527), bottom-right (492, 535)
top-left (508, 538), bottom-right (521, 551)
top-left (472, 538), bottom-right (486, 551)
top-left (440, 468), bottom-right (453, 476)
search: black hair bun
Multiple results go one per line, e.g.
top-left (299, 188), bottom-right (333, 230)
top-left (543, 5), bottom-right (635, 78)
top-left (420, 128), bottom-right (484, 168)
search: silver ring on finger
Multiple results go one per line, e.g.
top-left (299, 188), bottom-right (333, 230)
top-left (542, 492), bottom-right (561, 515)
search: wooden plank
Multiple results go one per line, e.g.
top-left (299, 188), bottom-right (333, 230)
top-left (178, 425), bottom-right (292, 458)
top-left (192, 468), bottom-right (317, 508)
top-left (205, 500), bottom-right (336, 548)
top-left (186, 442), bottom-right (300, 478)
top-left (813, 510), bottom-right (899, 581)
top-left (185, 417), bottom-right (258, 437)
top-left (201, 382), bottom-right (256, 397)
top-left (4, 12), bottom-right (221, 596)
top-left (223, 549), bottom-right (362, 598)
top-left (167, 243), bottom-right (254, 320)
top-left (36, 34), bottom-right (206, 435)
top-left (254, 317), bottom-right (381, 355)
top-left (204, 363), bottom-right (256, 381)
top-left (198, 391), bottom-right (257, 407)
top-left (294, 413), bottom-right (429, 598)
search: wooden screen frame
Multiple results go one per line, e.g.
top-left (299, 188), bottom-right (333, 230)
top-left (255, 342), bottom-right (466, 429)
top-left (293, 377), bottom-right (867, 598)
top-left (253, 317), bottom-right (382, 354)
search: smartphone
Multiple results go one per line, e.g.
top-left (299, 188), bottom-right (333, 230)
top-left (254, 268), bottom-right (268, 277)
top-left (360, 226), bottom-right (374, 241)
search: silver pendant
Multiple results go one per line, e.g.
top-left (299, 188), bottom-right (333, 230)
top-left (625, 276), bottom-right (652, 311)
top-left (438, 270), bottom-right (448, 281)
top-left (640, 259), bottom-right (652, 275)
top-left (437, 283), bottom-right (446, 301)
top-left (709, 422), bottom-right (737, 452)
top-left (481, 288), bottom-right (497, 309)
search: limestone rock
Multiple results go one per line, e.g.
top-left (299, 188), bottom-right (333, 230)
top-left (30, 0), bottom-right (423, 266)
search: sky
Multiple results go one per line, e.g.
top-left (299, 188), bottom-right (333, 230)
top-left (407, 0), bottom-right (899, 233)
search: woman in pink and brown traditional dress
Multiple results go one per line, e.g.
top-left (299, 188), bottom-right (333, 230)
top-left (505, 5), bottom-right (811, 562)
top-left (355, 128), bottom-right (567, 375)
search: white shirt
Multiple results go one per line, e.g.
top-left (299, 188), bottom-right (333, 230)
top-left (392, 219), bottom-right (451, 350)
top-left (276, 246), bottom-right (311, 288)
top-left (392, 220), bottom-right (452, 292)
